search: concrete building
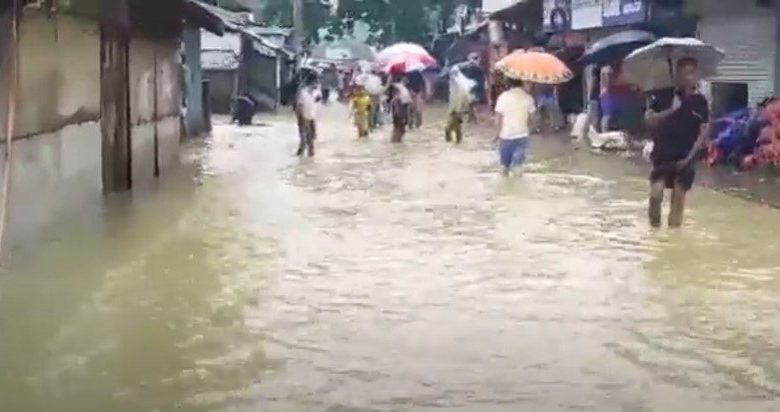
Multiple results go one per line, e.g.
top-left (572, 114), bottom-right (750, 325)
top-left (201, 30), bottom-right (294, 114)
top-left (202, 30), bottom-right (244, 114)
top-left (0, 0), bottom-right (219, 246)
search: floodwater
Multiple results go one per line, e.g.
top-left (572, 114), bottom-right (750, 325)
top-left (1, 106), bottom-right (780, 412)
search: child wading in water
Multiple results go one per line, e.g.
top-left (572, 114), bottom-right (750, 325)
top-left (494, 78), bottom-right (535, 175)
top-left (350, 85), bottom-right (372, 138)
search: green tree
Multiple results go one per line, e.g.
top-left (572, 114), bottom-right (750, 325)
top-left (258, 0), bottom-right (470, 45)
top-left (259, 0), bottom-right (330, 42)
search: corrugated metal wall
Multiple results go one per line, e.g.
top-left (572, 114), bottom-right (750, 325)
top-left (128, 37), bottom-right (182, 186)
top-left (697, 1), bottom-right (776, 105)
top-left (1, 11), bottom-right (100, 140)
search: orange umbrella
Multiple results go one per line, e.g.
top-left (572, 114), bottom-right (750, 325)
top-left (495, 50), bottom-right (573, 84)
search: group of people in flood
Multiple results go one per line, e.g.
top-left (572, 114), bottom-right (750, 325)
top-left (285, 51), bottom-right (711, 230)
top-left (287, 62), bottom-right (431, 151)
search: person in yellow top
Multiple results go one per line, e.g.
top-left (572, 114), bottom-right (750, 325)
top-left (350, 85), bottom-right (372, 138)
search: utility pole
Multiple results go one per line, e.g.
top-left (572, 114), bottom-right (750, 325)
top-left (292, 0), bottom-right (305, 52)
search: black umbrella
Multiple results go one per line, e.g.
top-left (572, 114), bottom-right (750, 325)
top-left (555, 45), bottom-right (585, 65)
top-left (578, 30), bottom-right (655, 67)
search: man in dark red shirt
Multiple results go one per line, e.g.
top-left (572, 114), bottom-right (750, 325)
top-left (646, 58), bottom-right (710, 228)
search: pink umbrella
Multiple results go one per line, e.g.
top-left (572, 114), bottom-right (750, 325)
top-left (377, 42), bottom-right (436, 66)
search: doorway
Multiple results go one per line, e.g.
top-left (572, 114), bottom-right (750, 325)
top-left (711, 82), bottom-right (749, 118)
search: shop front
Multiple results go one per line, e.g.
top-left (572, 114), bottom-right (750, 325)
top-left (539, 1), bottom-right (651, 121)
top-left (542, 0), bottom-right (649, 44)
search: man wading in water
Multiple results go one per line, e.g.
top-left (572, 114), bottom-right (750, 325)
top-left (296, 75), bottom-right (321, 157)
top-left (646, 57), bottom-right (710, 228)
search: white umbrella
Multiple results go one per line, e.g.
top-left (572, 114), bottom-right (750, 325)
top-left (355, 60), bottom-right (373, 74)
top-left (354, 73), bottom-right (384, 95)
top-left (310, 39), bottom-right (377, 62)
top-left (622, 37), bottom-right (725, 91)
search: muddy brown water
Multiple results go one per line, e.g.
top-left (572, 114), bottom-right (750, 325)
top-left (1, 107), bottom-right (779, 411)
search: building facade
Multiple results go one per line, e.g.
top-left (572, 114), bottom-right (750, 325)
top-left (533, 0), bottom-right (780, 115)
top-left (689, 0), bottom-right (779, 115)
top-left (201, 29), bottom-right (292, 115)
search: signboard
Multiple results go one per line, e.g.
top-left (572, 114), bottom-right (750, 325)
top-left (545, 0), bottom-right (647, 32)
top-left (602, 0), bottom-right (646, 26)
top-left (571, 0), bottom-right (602, 30)
top-left (543, 0), bottom-right (572, 32)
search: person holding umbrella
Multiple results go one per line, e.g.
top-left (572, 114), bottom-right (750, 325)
top-left (493, 50), bottom-right (573, 175)
top-left (578, 30), bottom-right (656, 134)
top-left (644, 57), bottom-right (709, 228)
top-left (623, 38), bottom-right (725, 228)
top-left (494, 78), bottom-right (536, 176)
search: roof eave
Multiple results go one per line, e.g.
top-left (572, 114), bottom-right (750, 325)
top-left (184, 0), bottom-right (227, 35)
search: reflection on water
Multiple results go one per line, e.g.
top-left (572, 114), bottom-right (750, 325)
top-left (1, 108), bottom-right (779, 411)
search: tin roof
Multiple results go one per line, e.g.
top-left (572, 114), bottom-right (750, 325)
top-left (189, 0), bottom-right (294, 58)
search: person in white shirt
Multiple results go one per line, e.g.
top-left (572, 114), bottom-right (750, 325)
top-left (445, 66), bottom-right (476, 144)
top-left (295, 77), bottom-right (321, 157)
top-left (494, 78), bottom-right (535, 175)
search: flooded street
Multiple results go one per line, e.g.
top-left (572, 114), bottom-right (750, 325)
top-left (1, 106), bottom-right (780, 412)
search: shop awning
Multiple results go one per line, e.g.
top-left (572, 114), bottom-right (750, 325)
top-left (184, 0), bottom-right (257, 35)
top-left (489, 0), bottom-right (542, 25)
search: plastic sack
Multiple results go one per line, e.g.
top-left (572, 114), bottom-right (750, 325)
top-left (571, 113), bottom-right (589, 141)
top-left (642, 140), bottom-right (654, 160)
top-left (358, 74), bottom-right (384, 95)
top-left (590, 131), bottom-right (628, 150)
top-left (449, 69), bottom-right (476, 113)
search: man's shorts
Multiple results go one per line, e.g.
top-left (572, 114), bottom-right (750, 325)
top-left (448, 111), bottom-right (463, 125)
top-left (650, 162), bottom-right (695, 191)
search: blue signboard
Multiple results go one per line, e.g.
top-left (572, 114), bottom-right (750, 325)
top-left (602, 0), bottom-right (647, 27)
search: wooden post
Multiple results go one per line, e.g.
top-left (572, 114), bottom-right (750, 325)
top-left (100, 26), bottom-right (132, 193)
top-left (0, 0), bottom-right (20, 258)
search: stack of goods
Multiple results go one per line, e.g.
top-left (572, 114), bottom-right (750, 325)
top-left (707, 98), bottom-right (780, 170)
top-left (744, 100), bottom-right (780, 169)
top-left (707, 107), bottom-right (757, 166)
